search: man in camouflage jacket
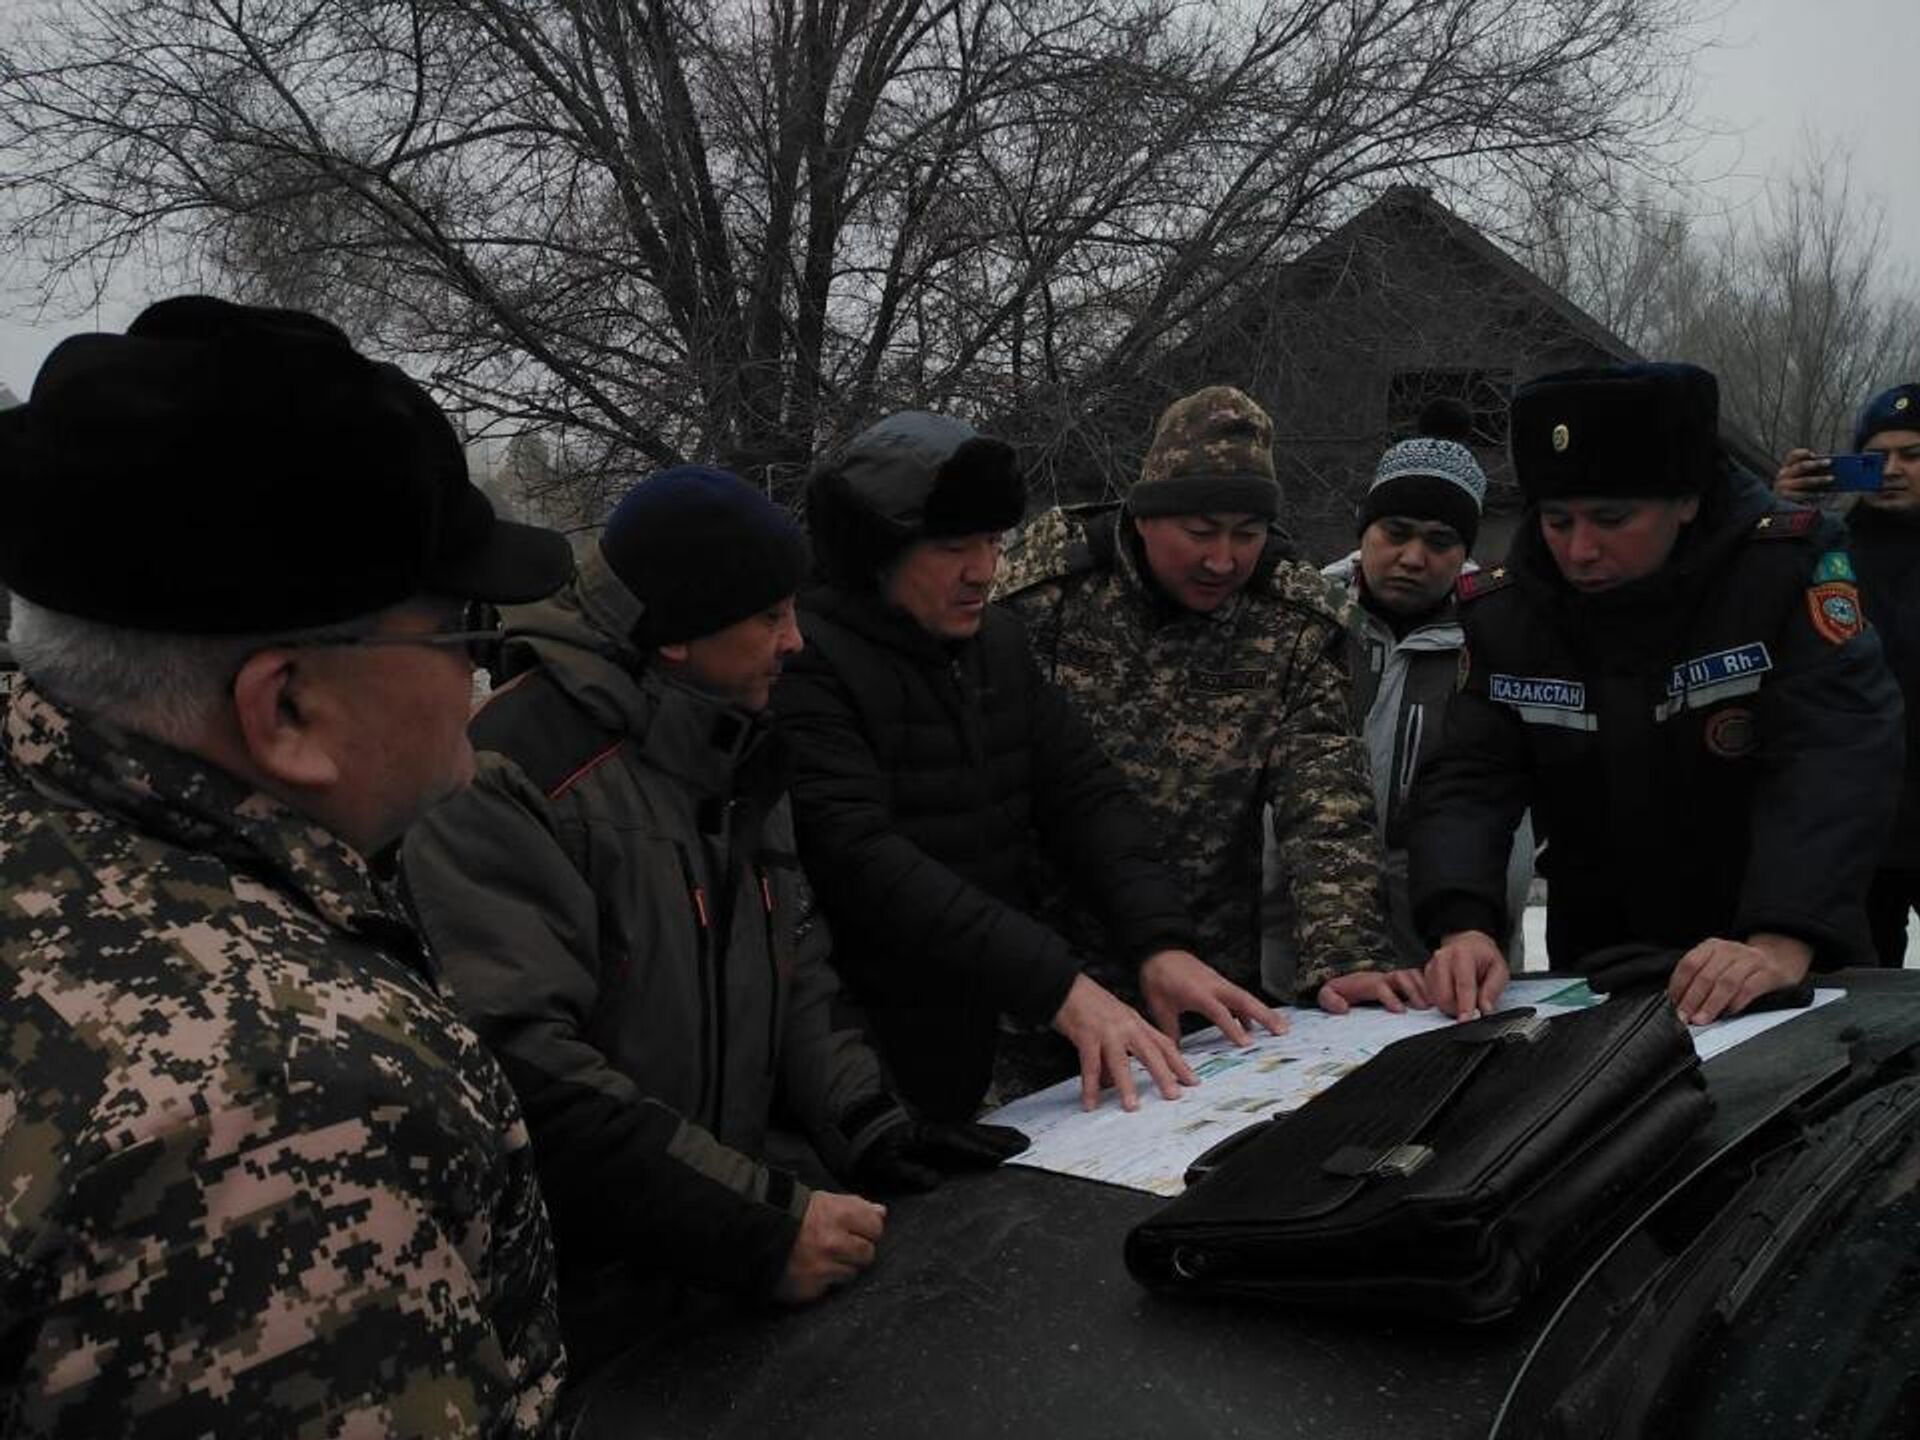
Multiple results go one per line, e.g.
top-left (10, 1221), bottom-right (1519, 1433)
top-left (998, 386), bottom-right (1419, 1011)
top-left (0, 298), bottom-right (573, 1437)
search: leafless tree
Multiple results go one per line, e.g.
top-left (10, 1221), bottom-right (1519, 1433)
top-left (1, 0), bottom-right (1698, 520)
top-left (1528, 153), bottom-right (1920, 459)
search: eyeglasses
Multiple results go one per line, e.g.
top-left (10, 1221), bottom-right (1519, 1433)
top-left (285, 601), bottom-right (507, 673)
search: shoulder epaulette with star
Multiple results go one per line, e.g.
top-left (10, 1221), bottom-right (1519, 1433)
top-left (1455, 565), bottom-right (1516, 602)
top-left (1750, 508), bottom-right (1820, 541)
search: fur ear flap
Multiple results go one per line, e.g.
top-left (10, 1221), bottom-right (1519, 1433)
top-left (805, 466), bottom-right (912, 589)
top-left (922, 437), bottom-right (1026, 537)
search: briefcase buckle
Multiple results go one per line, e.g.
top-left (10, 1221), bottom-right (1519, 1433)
top-left (1323, 1142), bottom-right (1435, 1180)
top-left (1490, 1013), bottom-right (1550, 1045)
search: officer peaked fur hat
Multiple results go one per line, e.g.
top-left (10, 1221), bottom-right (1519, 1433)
top-left (0, 294), bottom-right (573, 632)
top-left (1510, 362), bottom-right (1719, 503)
top-left (806, 411), bottom-right (1025, 589)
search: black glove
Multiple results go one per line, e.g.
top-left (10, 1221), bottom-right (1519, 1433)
top-left (852, 1119), bottom-right (1031, 1196)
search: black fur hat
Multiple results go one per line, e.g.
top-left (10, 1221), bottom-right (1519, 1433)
top-left (806, 411), bottom-right (1025, 589)
top-left (1509, 362), bottom-right (1719, 503)
top-left (0, 294), bottom-right (572, 630)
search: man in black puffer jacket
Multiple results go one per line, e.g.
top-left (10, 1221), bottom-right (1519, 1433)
top-left (776, 412), bottom-right (1281, 1119)
top-left (1408, 364), bottom-right (1902, 1025)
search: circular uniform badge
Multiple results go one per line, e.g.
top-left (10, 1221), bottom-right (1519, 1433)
top-left (1704, 706), bottom-right (1758, 759)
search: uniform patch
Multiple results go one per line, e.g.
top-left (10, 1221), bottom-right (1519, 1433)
top-left (1752, 509), bottom-right (1820, 539)
top-left (1807, 582), bottom-right (1864, 644)
top-left (1656, 642), bottom-right (1773, 719)
top-left (1489, 673), bottom-right (1598, 731)
top-left (1813, 550), bottom-right (1856, 584)
top-left (1189, 668), bottom-right (1267, 694)
top-left (1455, 566), bottom-right (1513, 602)
top-left (1703, 706), bottom-right (1758, 758)
top-left (1490, 674), bottom-right (1585, 709)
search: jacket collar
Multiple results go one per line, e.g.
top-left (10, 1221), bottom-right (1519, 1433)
top-left (637, 669), bottom-right (784, 805)
top-left (2, 683), bottom-right (406, 940)
top-left (1509, 469), bottom-right (1760, 622)
top-left (1323, 550), bottom-right (1464, 651)
top-left (802, 582), bottom-right (971, 666)
top-left (499, 550), bottom-right (781, 803)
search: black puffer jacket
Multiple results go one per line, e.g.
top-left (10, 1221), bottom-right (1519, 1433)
top-left (775, 416), bottom-right (1197, 1118)
top-left (1409, 474), bottom-right (1902, 968)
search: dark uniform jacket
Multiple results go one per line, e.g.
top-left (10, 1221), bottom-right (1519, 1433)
top-left (1847, 507), bottom-right (1920, 868)
top-left (1409, 478), bottom-right (1903, 969)
top-left (775, 585), bottom-right (1198, 1120)
top-left (0, 685), bottom-right (563, 1438)
top-left (402, 550), bottom-right (902, 1355)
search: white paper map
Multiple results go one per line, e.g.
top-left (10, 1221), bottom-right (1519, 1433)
top-left (984, 979), bottom-right (1842, 1197)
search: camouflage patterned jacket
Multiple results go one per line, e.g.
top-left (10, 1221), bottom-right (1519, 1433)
top-left (0, 684), bottom-right (564, 1438)
top-left (997, 504), bottom-right (1393, 1000)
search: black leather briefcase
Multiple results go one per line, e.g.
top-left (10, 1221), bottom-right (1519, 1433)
top-left (1124, 992), bottom-right (1712, 1321)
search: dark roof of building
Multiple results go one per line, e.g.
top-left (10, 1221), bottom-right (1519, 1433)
top-left (1271, 186), bottom-right (1773, 476)
top-left (1287, 185), bottom-right (1642, 362)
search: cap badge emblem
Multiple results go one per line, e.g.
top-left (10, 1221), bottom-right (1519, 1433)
top-left (1898, 396), bottom-right (1912, 412)
top-left (1551, 423), bottom-right (1570, 452)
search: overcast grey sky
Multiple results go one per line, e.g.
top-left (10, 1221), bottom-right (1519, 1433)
top-left (2, 0), bottom-right (1915, 400)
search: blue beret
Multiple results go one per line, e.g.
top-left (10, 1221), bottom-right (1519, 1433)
top-left (1853, 383), bottom-right (1920, 451)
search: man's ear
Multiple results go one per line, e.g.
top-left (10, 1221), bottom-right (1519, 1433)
top-left (229, 649), bottom-right (342, 790)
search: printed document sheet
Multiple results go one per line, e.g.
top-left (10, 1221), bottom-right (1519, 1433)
top-left (984, 980), bottom-right (1842, 1197)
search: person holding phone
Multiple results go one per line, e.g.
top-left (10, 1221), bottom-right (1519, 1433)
top-left (1776, 382), bottom-right (1920, 966)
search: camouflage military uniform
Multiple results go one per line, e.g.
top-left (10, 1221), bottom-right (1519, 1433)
top-left (0, 684), bottom-right (564, 1438)
top-left (997, 505), bottom-right (1392, 1000)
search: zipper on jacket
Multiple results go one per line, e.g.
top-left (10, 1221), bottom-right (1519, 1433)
top-left (949, 657), bottom-right (986, 768)
top-left (758, 865), bottom-right (780, 1078)
top-left (674, 843), bottom-right (723, 1125)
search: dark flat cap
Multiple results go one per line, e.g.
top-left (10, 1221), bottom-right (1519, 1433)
top-left (0, 295), bottom-right (573, 632)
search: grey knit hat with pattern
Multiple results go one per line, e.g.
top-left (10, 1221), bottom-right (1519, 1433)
top-left (1358, 399), bottom-right (1487, 549)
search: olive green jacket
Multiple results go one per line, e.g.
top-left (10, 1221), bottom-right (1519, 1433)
top-left (403, 549), bottom-right (900, 1326)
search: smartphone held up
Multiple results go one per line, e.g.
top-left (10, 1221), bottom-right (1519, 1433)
top-left (1810, 451), bottom-right (1889, 493)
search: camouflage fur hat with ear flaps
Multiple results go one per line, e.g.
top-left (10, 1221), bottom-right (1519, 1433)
top-left (1128, 386), bottom-right (1281, 520)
